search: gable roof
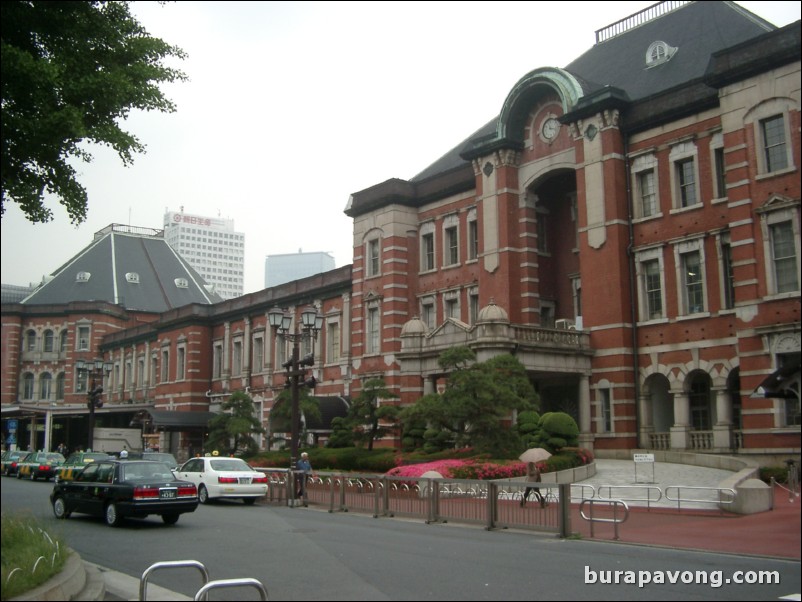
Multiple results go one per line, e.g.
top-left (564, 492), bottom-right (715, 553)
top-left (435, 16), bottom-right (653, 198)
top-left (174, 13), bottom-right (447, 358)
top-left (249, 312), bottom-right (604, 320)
top-left (21, 224), bottom-right (222, 312)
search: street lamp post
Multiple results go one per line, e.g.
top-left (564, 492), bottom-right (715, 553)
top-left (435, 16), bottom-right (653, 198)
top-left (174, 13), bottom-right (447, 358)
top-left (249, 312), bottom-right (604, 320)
top-left (268, 305), bottom-right (322, 481)
top-left (76, 358), bottom-right (113, 451)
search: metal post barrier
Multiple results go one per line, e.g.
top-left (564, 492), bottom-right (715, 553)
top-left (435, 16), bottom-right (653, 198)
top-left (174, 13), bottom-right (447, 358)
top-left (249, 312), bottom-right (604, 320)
top-left (579, 499), bottom-right (630, 540)
top-left (193, 577), bottom-right (268, 601)
top-left (559, 483), bottom-right (572, 538)
top-left (140, 560), bottom-right (210, 602)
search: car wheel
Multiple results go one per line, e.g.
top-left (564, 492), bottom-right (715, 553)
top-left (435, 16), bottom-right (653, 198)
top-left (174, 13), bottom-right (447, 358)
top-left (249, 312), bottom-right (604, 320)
top-left (105, 503), bottom-right (123, 527)
top-left (162, 513), bottom-right (179, 525)
top-left (53, 496), bottom-right (71, 519)
top-left (30, 472), bottom-right (36, 481)
top-left (16, 471), bottom-right (22, 479)
top-left (198, 484), bottom-right (211, 504)
top-left (243, 497), bottom-right (256, 505)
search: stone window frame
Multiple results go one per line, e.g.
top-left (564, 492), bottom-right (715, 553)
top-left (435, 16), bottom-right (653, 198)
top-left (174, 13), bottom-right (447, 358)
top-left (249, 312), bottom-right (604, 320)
top-left (631, 152), bottom-right (661, 220)
top-left (673, 236), bottom-right (709, 318)
top-left (635, 246), bottom-right (667, 322)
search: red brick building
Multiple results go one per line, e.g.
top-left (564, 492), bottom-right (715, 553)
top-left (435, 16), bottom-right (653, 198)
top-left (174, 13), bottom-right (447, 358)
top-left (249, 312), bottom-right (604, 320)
top-left (2, 2), bottom-right (799, 462)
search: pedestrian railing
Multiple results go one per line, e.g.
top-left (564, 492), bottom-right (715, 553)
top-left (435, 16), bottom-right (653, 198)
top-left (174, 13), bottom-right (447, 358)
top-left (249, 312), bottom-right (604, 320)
top-left (140, 560), bottom-right (268, 602)
top-left (595, 485), bottom-right (663, 509)
top-left (255, 467), bottom-right (738, 539)
top-left (663, 486), bottom-right (736, 512)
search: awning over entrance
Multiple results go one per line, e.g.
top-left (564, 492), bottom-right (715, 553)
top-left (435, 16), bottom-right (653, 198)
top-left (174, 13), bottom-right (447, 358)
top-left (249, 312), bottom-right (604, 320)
top-left (130, 410), bottom-right (219, 430)
top-left (753, 360), bottom-right (801, 398)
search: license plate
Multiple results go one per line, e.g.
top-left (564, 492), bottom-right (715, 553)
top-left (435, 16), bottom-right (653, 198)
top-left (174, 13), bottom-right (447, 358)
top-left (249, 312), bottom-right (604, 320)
top-left (239, 478), bottom-right (251, 484)
top-left (160, 489), bottom-right (177, 499)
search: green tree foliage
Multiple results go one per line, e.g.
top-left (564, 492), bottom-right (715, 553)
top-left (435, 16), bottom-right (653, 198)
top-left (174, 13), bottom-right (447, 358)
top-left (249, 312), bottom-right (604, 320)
top-left (269, 388), bottom-right (321, 449)
top-left (516, 410), bottom-right (541, 448)
top-left (401, 347), bottom-right (538, 456)
top-left (206, 391), bottom-right (265, 456)
top-left (525, 411), bottom-right (580, 453)
top-left (325, 378), bottom-right (399, 451)
top-left (1, 1), bottom-right (187, 224)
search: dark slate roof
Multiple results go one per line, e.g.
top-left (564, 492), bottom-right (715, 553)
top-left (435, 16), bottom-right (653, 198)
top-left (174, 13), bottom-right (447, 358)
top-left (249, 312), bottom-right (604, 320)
top-left (564, 1), bottom-right (774, 102)
top-left (21, 225), bottom-right (222, 312)
top-left (367, 2), bottom-right (778, 203)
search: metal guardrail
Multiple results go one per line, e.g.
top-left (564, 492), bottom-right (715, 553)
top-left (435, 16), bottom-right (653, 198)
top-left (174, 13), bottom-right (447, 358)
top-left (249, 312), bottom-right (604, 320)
top-left (140, 560), bottom-right (210, 601)
top-left (194, 578), bottom-right (269, 601)
top-left (595, 485), bottom-right (663, 509)
top-left (579, 499), bottom-right (630, 540)
top-left (663, 486), bottom-right (736, 512)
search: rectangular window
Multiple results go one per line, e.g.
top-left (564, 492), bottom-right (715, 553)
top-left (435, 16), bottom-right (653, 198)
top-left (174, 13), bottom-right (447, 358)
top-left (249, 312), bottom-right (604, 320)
top-left (537, 215), bottom-right (548, 252)
top-left (150, 355), bottom-right (157, 386)
top-left (714, 147), bottom-right (726, 198)
top-left (722, 241), bottom-right (735, 310)
top-left (213, 344), bottom-right (223, 379)
top-left (468, 220), bottom-right (478, 260)
top-left (770, 221), bottom-right (799, 293)
top-left (327, 323), bottom-right (340, 363)
top-left (761, 115), bottom-right (788, 173)
top-left (161, 350), bottom-right (169, 382)
top-left (56, 374), bottom-right (65, 400)
top-left (644, 259), bottom-right (663, 320)
top-left (469, 291), bottom-right (480, 325)
top-left (253, 336), bottom-right (264, 372)
top-left (682, 251), bottom-right (704, 314)
top-left (77, 326), bottom-right (90, 351)
top-left (422, 300), bottom-right (435, 330)
top-left (232, 341), bottom-right (242, 376)
top-left (445, 226), bottom-right (458, 265)
top-left (177, 347), bottom-right (186, 380)
top-left (368, 239), bottom-right (380, 277)
top-left (40, 376), bottom-right (52, 401)
top-left (137, 357), bottom-right (145, 387)
top-left (422, 233), bottom-right (434, 271)
top-left (367, 307), bottom-right (380, 354)
top-left (600, 388), bottom-right (612, 433)
top-left (445, 297), bottom-right (459, 320)
top-left (676, 159), bottom-right (697, 207)
top-left (638, 170), bottom-right (656, 217)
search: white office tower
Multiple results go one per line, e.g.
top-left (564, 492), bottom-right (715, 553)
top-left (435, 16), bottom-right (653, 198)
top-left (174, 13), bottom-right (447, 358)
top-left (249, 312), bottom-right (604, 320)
top-left (265, 250), bottom-right (335, 288)
top-left (163, 209), bottom-right (245, 300)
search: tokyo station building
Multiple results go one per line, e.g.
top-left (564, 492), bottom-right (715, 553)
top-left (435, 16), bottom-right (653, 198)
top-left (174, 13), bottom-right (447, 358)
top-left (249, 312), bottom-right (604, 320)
top-left (2, 1), bottom-right (799, 462)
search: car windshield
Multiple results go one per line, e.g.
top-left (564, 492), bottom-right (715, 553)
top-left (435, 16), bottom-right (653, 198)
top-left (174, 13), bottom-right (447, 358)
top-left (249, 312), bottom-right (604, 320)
top-left (46, 453), bottom-right (65, 462)
top-left (122, 462), bottom-right (175, 481)
top-left (209, 459), bottom-right (253, 472)
top-left (144, 453), bottom-right (178, 466)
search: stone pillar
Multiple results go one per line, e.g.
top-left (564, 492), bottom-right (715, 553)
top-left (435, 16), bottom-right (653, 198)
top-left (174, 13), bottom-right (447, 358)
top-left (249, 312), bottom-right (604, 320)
top-left (577, 375), bottom-right (594, 451)
top-left (638, 392), bottom-right (654, 449)
top-left (713, 387), bottom-right (733, 449)
top-left (670, 389), bottom-right (690, 450)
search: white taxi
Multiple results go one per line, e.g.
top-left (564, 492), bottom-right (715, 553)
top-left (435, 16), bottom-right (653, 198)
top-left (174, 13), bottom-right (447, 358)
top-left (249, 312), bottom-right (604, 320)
top-left (173, 457), bottom-right (267, 505)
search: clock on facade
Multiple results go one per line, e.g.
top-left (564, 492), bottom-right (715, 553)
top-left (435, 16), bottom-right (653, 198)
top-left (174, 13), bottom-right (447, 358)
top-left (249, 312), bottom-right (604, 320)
top-left (541, 117), bottom-right (560, 141)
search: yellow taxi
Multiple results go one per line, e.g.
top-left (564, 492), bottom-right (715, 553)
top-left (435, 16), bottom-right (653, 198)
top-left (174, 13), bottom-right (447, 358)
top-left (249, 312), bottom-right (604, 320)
top-left (54, 452), bottom-right (111, 483)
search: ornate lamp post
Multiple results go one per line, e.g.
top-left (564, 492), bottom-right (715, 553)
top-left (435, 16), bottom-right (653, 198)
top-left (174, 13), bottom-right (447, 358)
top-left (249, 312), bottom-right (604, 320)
top-left (75, 358), bottom-right (113, 451)
top-left (268, 305), bottom-right (322, 477)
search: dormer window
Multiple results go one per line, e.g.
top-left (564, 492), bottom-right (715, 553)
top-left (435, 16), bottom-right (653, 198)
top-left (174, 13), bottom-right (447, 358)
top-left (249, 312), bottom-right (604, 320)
top-left (646, 41), bottom-right (677, 67)
top-left (76, 271), bottom-right (91, 283)
top-left (125, 272), bottom-right (140, 284)
top-left (174, 278), bottom-right (189, 289)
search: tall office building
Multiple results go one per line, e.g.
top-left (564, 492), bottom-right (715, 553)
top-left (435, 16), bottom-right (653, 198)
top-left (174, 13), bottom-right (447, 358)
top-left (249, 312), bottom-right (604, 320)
top-left (264, 250), bottom-right (335, 288)
top-left (164, 209), bottom-right (245, 300)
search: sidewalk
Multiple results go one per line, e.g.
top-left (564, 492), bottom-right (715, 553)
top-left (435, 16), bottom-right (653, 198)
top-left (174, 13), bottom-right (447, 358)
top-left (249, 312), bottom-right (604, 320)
top-left (567, 459), bottom-right (801, 559)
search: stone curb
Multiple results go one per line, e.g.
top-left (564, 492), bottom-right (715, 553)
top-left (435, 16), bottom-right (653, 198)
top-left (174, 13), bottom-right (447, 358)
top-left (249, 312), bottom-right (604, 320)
top-left (9, 549), bottom-right (104, 601)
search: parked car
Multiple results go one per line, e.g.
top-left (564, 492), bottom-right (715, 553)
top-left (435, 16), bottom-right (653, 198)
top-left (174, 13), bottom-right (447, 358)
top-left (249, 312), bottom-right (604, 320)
top-left (16, 452), bottom-right (66, 481)
top-left (55, 452), bottom-right (112, 483)
top-left (174, 457), bottom-right (268, 505)
top-left (143, 452), bottom-right (179, 471)
top-left (1, 450), bottom-right (28, 476)
top-left (50, 460), bottom-right (198, 526)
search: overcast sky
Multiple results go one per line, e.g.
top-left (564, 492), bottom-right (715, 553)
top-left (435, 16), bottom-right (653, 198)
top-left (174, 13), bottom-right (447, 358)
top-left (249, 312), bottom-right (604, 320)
top-left (1, 1), bottom-right (798, 294)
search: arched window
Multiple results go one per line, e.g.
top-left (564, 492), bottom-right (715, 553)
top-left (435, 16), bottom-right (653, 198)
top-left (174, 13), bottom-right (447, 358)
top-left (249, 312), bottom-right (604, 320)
top-left (22, 373), bottom-right (35, 400)
top-left (59, 329), bottom-right (68, 352)
top-left (25, 329), bottom-right (37, 352)
top-left (56, 373), bottom-right (66, 400)
top-left (688, 373), bottom-right (712, 430)
top-left (40, 373), bottom-right (53, 401)
top-left (43, 330), bottom-right (55, 353)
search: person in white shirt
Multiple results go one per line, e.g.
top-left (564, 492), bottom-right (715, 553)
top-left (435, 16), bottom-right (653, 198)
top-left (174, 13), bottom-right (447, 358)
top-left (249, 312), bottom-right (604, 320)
top-left (119, 446), bottom-right (129, 459)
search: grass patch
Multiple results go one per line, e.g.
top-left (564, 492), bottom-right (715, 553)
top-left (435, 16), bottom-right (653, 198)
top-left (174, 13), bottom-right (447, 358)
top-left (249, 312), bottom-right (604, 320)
top-left (1, 513), bottom-right (67, 601)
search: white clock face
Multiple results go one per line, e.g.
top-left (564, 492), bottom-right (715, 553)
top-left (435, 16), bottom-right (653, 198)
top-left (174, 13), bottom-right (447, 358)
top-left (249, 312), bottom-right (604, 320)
top-left (542, 117), bottom-right (560, 140)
